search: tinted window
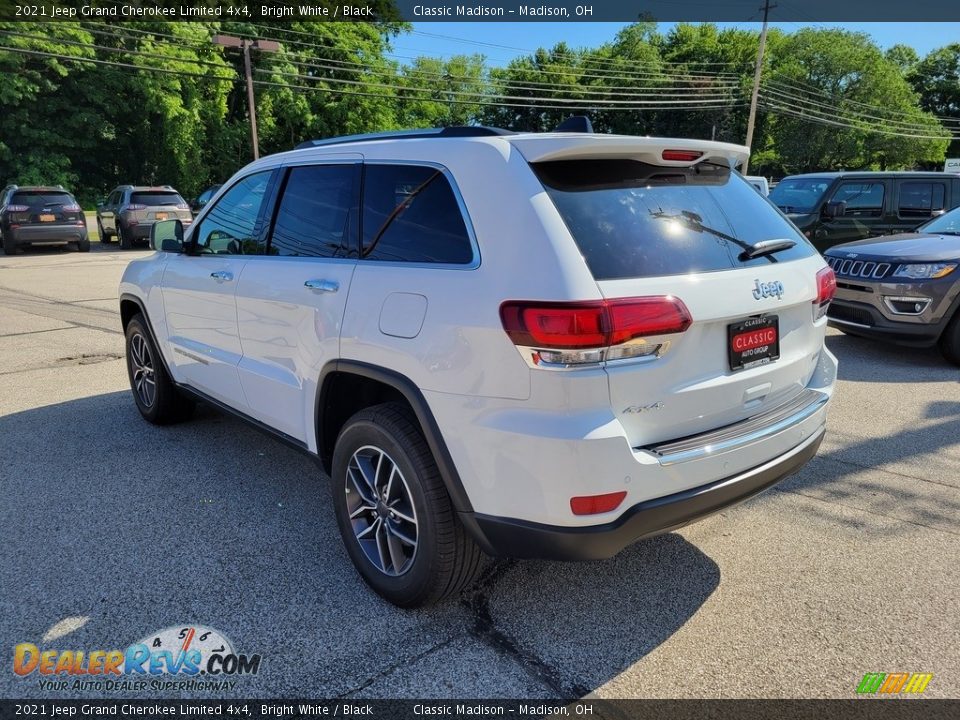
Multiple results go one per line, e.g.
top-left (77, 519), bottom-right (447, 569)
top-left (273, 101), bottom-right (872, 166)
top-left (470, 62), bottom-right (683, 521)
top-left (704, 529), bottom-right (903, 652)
top-left (130, 191), bottom-right (185, 207)
top-left (362, 164), bottom-right (473, 264)
top-left (192, 172), bottom-right (272, 255)
top-left (269, 165), bottom-right (356, 258)
top-left (831, 182), bottom-right (885, 217)
top-left (534, 159), bottom-right (815, 281)
top-left (768, 177), bottom-right (832, 213)
top-left (10, 191), bottom-right (75, 208)
top-left (919, 205), bottom-right (960, 235)
top-left (898, 182), bottom-right (946, 219)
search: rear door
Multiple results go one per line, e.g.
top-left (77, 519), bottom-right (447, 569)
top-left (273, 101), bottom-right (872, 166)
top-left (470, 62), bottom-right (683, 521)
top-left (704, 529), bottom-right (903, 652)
top-left (235, 158), bottom-right (361, 443)
top-left (161, 170), bottom-right (276, 408)
top-left (101, 191), bottom-right (119, 233)
top-left (532, 157), bottom-right (827, 447)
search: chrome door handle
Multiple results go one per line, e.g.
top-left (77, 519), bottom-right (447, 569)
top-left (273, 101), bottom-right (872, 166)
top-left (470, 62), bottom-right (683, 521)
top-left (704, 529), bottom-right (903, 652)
top-left (210, 271), bottom-right (233, 282)
top-left (304, 279), bottom-right (339, 293)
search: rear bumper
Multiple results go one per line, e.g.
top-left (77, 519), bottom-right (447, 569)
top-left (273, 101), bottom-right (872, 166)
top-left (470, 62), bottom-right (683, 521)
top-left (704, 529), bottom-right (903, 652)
top-left (466, 426), bottom-right (824, 560)
top-left (7, 224), bottom-right (87, 245)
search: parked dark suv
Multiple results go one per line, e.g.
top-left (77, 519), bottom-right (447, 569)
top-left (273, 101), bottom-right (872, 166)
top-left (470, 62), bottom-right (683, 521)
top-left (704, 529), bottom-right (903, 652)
top-left (189, 184), bottom-right (222, 215)
top-left (97, 185), bottom-right (192, 249)
top-left (824, 205), bottom-right (960, 365)
top-left (0, 185), bottom-right (89, 254)
top-left (769, 172), bottom-right (960, 253)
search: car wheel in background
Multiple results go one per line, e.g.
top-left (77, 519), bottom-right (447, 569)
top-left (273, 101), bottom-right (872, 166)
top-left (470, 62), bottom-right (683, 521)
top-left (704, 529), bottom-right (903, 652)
top-left (331, 402), bottom-right (484, 608)
top-left (938, 312), bottom-right (960, 366)
top-left (77, 237), bottom-right (91, 252)
top-left (124, 314), bottom-right (195, 424)
top-left (118, 223), bottom-right (132, 250)
top-left (1, 232), bottom-right (19, 255)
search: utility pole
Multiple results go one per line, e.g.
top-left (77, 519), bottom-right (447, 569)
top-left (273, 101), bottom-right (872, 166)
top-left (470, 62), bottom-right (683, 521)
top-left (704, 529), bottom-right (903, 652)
top-left (743, 0), bottom-right (775, 174)
top-left (212, 35), bottom-right (280, 160)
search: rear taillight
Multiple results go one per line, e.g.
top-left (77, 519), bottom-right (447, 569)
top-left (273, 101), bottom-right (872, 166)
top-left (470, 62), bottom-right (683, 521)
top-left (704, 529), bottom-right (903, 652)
top-left (126, 204), bottom-right (146, 211)
top-left (176, 202), bottom-right (190, 210)
top-left (500, 296), bottom-right (691, 366)
top-left (5, 204), bottom-right (29, 212)
top-left (662, 149), bottom-right (703, 162)
top-left (814, 266), bottom-right (836, 320)
top-left (62, 203), bottom-right (81, 212)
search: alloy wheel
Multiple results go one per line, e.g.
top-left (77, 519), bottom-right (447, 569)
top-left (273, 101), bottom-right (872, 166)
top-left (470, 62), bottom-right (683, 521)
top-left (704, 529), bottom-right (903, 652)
top-left (345, 445), bottom-right (419, 576)
top-left (129, 333), bottom-right (157, 408)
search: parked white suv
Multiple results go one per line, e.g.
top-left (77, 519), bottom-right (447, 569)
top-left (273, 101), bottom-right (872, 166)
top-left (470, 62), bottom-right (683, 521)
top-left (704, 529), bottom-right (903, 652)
top-left (119, 123), bottom-right (838, 607)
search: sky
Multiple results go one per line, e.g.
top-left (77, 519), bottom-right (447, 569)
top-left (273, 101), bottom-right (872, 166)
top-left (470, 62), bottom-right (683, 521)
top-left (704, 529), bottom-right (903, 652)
top-left (399, 23), bottom-right (959, 65)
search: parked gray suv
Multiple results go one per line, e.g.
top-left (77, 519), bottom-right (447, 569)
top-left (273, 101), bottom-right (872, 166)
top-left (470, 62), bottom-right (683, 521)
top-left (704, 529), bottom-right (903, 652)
top-left (97, 186), bottom-right (192, 249)
top-left (824, 206), bottom-right (960, 364)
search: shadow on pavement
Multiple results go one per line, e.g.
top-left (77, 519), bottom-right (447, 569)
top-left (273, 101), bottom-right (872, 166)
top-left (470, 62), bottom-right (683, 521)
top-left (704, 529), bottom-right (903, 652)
top-left (826, 330), bottom-right (958, 383)
top-left (0, 391), bottom-right (719, 699)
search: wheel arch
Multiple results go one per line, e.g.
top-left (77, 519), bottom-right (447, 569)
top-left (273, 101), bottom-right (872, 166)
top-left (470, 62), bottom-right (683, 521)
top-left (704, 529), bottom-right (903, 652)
top-left (315, 361), bottom-right (474, 515)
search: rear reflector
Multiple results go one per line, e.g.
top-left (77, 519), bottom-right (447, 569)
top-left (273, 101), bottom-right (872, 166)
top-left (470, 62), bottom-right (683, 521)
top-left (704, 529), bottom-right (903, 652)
top-left (814, 266), bottom-right (836, 320)
top-left (662, 149), bottom-right (704, 162)
top-left (570, 491), bottom-right (627, 516)
top-left (500, 296), bottom-right (691, 351)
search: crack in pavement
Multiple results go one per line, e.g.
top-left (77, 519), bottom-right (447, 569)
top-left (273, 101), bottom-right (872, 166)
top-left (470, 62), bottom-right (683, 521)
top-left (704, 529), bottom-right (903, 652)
top-left (0, 287), bottom-right (120, 335)
top-left (335, 636), bottom-right (458, 698)
top-left (461, 561), bottom-right (590, 699)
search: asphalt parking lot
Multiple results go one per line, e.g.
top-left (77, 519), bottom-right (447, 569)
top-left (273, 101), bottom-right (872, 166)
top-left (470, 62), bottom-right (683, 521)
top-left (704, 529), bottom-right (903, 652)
top-left (1, 243), bottom-right (958, 700)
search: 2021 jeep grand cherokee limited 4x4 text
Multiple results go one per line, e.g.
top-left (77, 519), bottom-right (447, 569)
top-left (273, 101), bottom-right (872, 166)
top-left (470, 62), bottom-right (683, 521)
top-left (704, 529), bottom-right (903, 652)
top-left (119, 125), bottom-right (838, 607)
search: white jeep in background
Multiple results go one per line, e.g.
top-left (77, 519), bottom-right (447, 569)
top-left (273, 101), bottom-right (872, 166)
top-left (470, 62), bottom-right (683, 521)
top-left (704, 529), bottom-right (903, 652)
top-left (119, 121), bottom-right (838, 606)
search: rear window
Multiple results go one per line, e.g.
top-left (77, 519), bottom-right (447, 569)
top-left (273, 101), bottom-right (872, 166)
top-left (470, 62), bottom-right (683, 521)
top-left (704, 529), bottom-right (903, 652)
top-left (534, 159), bottom-right (815, 281)
top-left (768, 177), bottom-right (832, 213)
top-left (130, 191), bottom-right (184, 207)
top-left (11, 191), bottom-right (75, 208)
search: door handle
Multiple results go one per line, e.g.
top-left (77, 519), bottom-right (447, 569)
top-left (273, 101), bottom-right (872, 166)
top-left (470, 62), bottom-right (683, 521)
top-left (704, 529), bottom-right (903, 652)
top-left (304, 279), bottom-right (339, 293)
top-left (210, 271), bottom-right (233, 282)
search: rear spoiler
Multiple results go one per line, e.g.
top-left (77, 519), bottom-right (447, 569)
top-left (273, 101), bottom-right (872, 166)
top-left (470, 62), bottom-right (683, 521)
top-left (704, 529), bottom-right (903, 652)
top-left (510, 136), bottom-right (749, 169)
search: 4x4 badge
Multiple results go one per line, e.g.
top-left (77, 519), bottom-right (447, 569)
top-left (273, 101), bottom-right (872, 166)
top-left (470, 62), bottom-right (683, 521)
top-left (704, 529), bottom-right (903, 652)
top-left (752, 279), bottom-right (784, 301)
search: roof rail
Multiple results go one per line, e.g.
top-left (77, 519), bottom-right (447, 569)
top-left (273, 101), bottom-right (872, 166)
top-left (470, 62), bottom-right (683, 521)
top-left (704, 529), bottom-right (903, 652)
top-left (294, 125), bottom-right (515, 151)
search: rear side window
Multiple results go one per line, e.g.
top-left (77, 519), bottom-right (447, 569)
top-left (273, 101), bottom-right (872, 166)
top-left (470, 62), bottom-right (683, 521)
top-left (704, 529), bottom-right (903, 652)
top-left (269, 165), bottom-right (357, 258)
top-left (533, 159), bottom-right (814, 281)
top-left (361, 164), bottom-right (473, 264)
top-left (130, 191), bottom-right (185, 207)
top-left (11, 191), bottom-right (75, 208)
top-left (831, 182), bottom-right (885, 217)
top-left (898, 182), bottom-right (946, 219)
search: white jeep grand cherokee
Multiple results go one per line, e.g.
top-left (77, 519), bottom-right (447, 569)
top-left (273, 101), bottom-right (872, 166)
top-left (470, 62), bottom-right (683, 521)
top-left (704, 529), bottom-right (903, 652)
top-left (119, 123), bottom-right (838, 607)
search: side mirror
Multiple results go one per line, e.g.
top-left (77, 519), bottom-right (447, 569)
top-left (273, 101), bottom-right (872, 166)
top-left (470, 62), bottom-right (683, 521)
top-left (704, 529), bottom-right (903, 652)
top-left (96, 199), bottom-right (106, 209)
top-left (822, 200), bottom-right (847, 219)
top-left (150, 219), bottom-right (184, 252)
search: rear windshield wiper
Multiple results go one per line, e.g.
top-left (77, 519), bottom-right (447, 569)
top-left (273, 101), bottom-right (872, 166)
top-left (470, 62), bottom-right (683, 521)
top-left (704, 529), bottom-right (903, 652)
top-left (650, 211), bottom-right (794, 262)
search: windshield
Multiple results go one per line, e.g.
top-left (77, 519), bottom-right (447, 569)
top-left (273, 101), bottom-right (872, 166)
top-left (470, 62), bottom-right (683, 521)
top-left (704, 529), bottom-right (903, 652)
top-left (768, 177), bottom-right (832, 213)
top-left (11, 191), bottom-right (75, 208)
top-left (919, 206), bottom-right (960, 235)
top-left (130, 191), bottom-right (185, 207)
top-left (533, 159), bottom-right (814, 281)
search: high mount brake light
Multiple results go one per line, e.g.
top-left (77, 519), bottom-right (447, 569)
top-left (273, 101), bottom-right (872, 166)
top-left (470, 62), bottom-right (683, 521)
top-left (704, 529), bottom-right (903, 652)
top-left (500, 296), bottom-right (691, 366)
top-left (662, 149), bottom-right (704, 162)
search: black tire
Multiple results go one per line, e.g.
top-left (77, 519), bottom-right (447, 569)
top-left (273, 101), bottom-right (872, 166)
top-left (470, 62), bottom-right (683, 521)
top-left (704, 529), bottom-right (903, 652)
top-left (97, 219), bottom-right (111, 244)
top-left (938, 312), bottom-right (960, 366)
top-left (124, 314), bottom-right (195, 424)
top-left (2, 231), bottom-right (19, 255)
top-left (77, 237), bottom-right (91, 252)
top-left (332, 402), bottom-right (483, 607)
top-left (118, 223), bottom-right (132, 250)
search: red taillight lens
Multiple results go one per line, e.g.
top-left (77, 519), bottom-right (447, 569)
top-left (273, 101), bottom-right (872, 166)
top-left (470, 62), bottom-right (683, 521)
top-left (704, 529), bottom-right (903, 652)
top-left (570, 491), bottom-right (627, 516)
top-left (176, 202), bottom-right (190, 210)
top-left (662, 149), bottom-right (703, 162)
top-left (500, 297), bottom-right (691, 351)
top-left (126, 204), bottom-right (146, 211)
top-left (5, 204), bottom-right (29, 212)
top-left (814, 266), bottom-right (836, 320)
